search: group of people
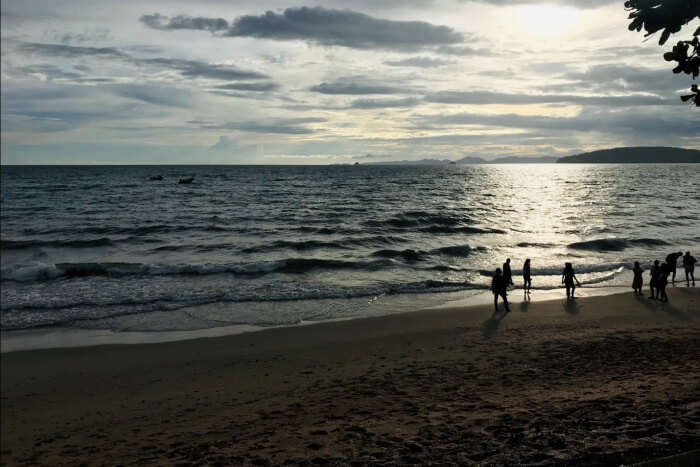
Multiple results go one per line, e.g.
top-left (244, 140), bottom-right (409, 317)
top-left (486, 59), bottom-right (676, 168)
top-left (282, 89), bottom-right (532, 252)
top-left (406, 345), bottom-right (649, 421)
top-left (632, 251), bottom-right (696, 302)
top-left (490, 251), bottom-right (696, 312)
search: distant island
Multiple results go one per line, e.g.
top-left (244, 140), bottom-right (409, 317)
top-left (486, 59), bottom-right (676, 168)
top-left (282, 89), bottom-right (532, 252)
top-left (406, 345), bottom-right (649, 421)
top-left (365, 155), bottom-right (559, 165)
top-left (359, 147), bottom-right (699, 165)
top-left (556, 147), bottom-right (700, 163)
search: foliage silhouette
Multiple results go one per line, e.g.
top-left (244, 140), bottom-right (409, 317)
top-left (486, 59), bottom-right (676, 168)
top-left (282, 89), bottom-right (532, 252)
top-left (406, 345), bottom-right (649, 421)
top-left (625, 0), bottom-right (700, 106)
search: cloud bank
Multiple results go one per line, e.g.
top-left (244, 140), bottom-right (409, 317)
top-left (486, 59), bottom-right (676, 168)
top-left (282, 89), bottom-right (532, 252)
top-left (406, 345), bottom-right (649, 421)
top-left (141, 7), bottom-right (464, 51)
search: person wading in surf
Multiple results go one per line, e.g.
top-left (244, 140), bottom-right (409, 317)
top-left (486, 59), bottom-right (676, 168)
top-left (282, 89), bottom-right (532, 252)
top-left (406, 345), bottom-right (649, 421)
top-left (683, 251), bottom-right (696, 286)
top-left (562, 262), bottom-right (581, 300)
top-left (522, 258), bottom-right (532, 295)
top-left (665, 251), bottom-right (683, 283)
top-left (502, 258), bottom-right (514, 288)
top-left (649, 260), bottom-right (660, 299)
top-left (632, 261), bottom-right (644, 296)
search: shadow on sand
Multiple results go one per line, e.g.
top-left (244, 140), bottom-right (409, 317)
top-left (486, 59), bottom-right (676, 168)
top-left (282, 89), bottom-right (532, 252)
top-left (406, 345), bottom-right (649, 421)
top-left (519, 295), bottom-right (531, 313)
top-left (563, 298), bottom-right (580, 315)
top-left (634, 293), bottom-right (693, 321)
top-left (482, 309), bottom-right (510, 339)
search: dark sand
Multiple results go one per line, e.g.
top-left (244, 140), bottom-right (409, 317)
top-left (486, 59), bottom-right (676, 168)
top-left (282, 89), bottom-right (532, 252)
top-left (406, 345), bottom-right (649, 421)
top-left (2, 288), bottom-right (700, 466)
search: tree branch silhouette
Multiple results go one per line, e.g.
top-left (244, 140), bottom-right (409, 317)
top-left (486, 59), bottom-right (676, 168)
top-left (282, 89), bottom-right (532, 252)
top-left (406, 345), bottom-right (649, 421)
top-left (625, 0), bottom-right (700, 106)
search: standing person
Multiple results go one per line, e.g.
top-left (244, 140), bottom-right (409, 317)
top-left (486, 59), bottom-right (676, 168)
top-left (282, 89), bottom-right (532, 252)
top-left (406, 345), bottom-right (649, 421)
top-left (503, 258), bottom-right (514, 288)
top-left (491, 268), bottom-right (510, 313)
top-left (648, 260), bottom-right (660, 299)
top-left (522, 258), bottom-right (532, 295)
top-left (632, 261), bottom-right (644, 296)
top-left (657, 262), bottom-right (669, 302)
top-left (561, 262), bottom-right (581, 300)
top-left (683, 251), bottom-right (696, 286)
top-left (665, 251), bottom-right (683, 283)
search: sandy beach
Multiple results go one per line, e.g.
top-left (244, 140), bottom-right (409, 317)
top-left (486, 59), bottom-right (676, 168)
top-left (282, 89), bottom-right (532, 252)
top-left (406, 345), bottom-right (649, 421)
top-left (2, 288), bottom-right (699, 466)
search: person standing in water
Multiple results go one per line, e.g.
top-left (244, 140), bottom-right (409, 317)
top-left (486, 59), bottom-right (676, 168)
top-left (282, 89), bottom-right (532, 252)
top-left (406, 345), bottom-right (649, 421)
top-left (491, 268), bottom-right (510, 313)
top-left (665, 251), bottom-right (683, 283)
top-left (683, 251), bottom-right (696, 286)
top-left (648, 260), bottom-right (660, 299)
top-left (657, 262), bottom-right (669, 302)
top-left (503, 258), bottom-right (514, 288)
top-left (522, 259), bottom-right (532, 294)
top-left (562, 262), bottom-right (581, 300)
top-left (632, 261), bottom-right (644, 296)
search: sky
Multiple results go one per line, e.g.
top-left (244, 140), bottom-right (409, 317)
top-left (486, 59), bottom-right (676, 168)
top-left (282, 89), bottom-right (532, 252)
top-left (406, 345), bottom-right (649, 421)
top-left (1, 0), bottom-right (699, 164)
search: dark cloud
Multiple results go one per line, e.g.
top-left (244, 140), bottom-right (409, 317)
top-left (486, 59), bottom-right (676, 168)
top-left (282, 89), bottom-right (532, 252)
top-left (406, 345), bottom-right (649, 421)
top-left (559, 64), bottom-right (689, 95)
top-left (18, 64), bottom-right (83, 80)
top-left (139, 13), bottom-right (229, 32)
top-left (142, 7), bottom-right (463, 51)
top-left (197, 117), bottom-right (325, 134)
top-left (0, 81), bottom-right (188, 133)
top-left (415, 109), bottom-right (700, 137)
top-left (57, 29), bottom-right (111, 44)
top-left (139, 57), bottom-right (268, 80)
top-left (13, 41), bottom-right (269, 82)
top-left (213, 82), bottom-right (279, 92)
top-left (384, 56), bottom-right (453, 67)
top-left (425, 90), bottom-right (671, 106)
top-left (434, 45), bottom-right (491, 56)
top-left (310, 80), bottom-right (403, 95)
top-left (72, 77), bottom-right (117, 83)
top-left (228, 7), bottom-right (462, 50)
top-left (109, 83), bottom-right (194, 107)
top-left (19, 42), bottom-right (127, 58)
top-left (350, 97), bottom-right (420, 109)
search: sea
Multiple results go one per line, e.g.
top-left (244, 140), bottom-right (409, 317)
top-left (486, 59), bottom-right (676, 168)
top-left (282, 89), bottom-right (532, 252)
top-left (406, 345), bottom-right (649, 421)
top-left (2, 164), bottom-right (699, 344)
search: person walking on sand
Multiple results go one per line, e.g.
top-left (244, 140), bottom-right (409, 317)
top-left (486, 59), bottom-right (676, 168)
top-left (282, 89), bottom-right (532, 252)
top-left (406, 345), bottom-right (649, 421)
top-left (683, 251), bottom-right (696, 286)
top-left (657, 262), bottom-right (670, 302)
top-left (648, 260), bottom-right (660, 299)
top-left (503, 258), bottom-right (514, 288)
top-left (491, 268), bottom-right (510, 313)
top-left (665, 251), bottom-right (683, 283)
top-left (562, 262), bottom-right (581, 300)
top-left (632, 261), bottom-right (644, 296)
top-left (523, 258), bottom-right (532, 294)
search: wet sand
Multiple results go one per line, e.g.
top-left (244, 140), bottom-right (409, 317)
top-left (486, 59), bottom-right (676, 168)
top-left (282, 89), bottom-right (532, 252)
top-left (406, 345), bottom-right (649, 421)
top-left (2, 288), bottom-right (700, 466)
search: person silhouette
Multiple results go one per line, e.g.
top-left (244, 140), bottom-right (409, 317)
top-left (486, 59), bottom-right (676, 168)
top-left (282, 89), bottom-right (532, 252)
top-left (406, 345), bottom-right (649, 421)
top-left (491, 268), bottom-right (510, 313)
top-left (632, 261), bottom-right (643, 296)
top-left (683, 251), bottom-right (696, 286)
top-left (522, 258), bottom-right (532, 294)
top-left (665, 251), bottom-right (683, 283)
top-left (648, 260), bottom-right (660, 299)
top-left (562, 262), bottom-right (581, 300)
top-left (502, 258), bottom-right (514, 287)
top-left (657, 262), bottom-right (669, 302)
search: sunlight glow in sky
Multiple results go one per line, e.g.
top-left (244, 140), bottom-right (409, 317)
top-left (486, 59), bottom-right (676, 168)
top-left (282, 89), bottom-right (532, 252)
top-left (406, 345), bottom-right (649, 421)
top-left (517, 5), bottom-right (578, 36)
top-left (1, 1), bottom-right (698, 164)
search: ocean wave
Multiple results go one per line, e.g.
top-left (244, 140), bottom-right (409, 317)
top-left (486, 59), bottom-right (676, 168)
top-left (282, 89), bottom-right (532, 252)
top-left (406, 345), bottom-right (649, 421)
top-left (240, 235), bottom-right (406, 253)
top-left (0, 279), bottom-right (491, 330)
top-left (364, 213), bottom-right (489, 233)
top-left (372, 249), bottom-right (425, 261)
top-left (0, 257), bottom-right (397, 283)
top-left (2, 238), bottom-right (115, 250)
top-left (568, 238), bottom-right (669, 251)
top-left (431, 244), bottom-right (485, 257)
top-left (419, 225), bottom-right (505, 234)
top-left (475, 262), bottom-right (629, 277)
top-left (516, 242), bottom-right (556, 248)
top-left (19, 224), bottom-right (256, 237)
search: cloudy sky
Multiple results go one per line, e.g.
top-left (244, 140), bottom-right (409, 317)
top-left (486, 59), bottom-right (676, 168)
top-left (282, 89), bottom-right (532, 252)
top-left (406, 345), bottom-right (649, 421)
top-left (1, 0), bottom-right (698, 164)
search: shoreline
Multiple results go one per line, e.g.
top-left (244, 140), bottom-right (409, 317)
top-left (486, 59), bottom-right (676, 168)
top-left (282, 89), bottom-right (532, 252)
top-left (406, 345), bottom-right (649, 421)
top-left (0, 283), bottom-right (638, 353)
top-left (2, 288), bottom-right (699, 465)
